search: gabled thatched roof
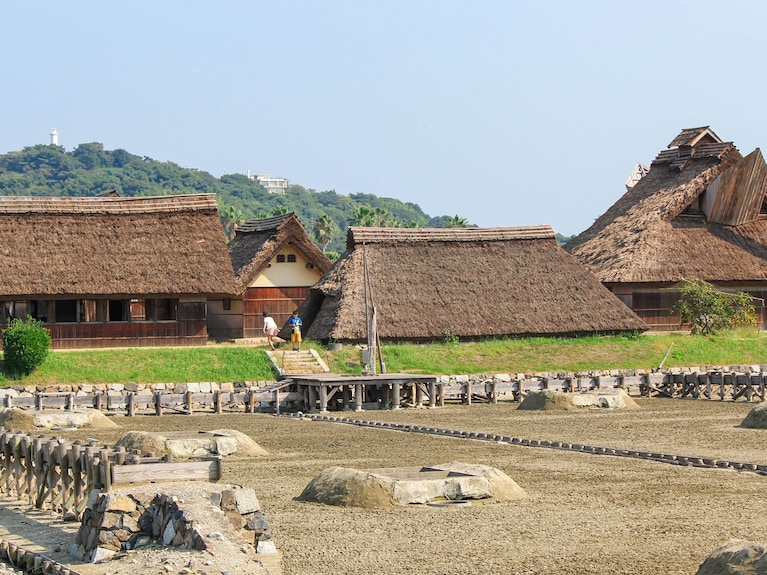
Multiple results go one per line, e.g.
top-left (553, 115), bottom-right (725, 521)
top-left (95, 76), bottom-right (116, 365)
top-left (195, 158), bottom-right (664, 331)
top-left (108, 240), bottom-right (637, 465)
top-left (566, 126), bottom-right (767, 284)
top-left (0, 194), bottom-right (237, 297)
top-left (228, 213), bottom-right (332, 293)
top-left (298, 225), bottom-right (646, 342)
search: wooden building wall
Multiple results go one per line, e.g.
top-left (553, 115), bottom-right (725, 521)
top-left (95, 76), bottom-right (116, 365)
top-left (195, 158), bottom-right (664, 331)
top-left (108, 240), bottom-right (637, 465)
top-left (609, 283), bottom-right (767, 332)
top-left (3, 300), bottom-right (209, 350)
top-left (242, 286), bottom-right (311, 339)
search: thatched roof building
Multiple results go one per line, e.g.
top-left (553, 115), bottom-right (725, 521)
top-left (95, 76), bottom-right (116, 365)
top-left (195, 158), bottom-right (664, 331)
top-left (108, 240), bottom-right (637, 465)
top-left (565, 126), bottom-right (767, 330)
top-left (0, 193), bottom-right (236, 348)
top-left (297, 225), bottom-right (646, 342)
top-left (209, 213), bottom-right (331, 339)
top-left (228, 213), bottom-right (331, 293)
top-left (0, 194), bottom-right (236, 297)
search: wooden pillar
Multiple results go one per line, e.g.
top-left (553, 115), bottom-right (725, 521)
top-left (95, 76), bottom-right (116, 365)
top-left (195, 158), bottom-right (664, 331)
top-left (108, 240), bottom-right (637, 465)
top-left (392, 382), bottom-right (400, 410)
top-left (415, 383), bottom-right (424, 407)
top-left (154, 391), bottom-right (163, 416)
top-left (319, 385), bottom-right (329, 413)
top-left (354, 384), bottom-right (363, 412)
top-left (438, 382), bottom-right (445, 407)
top-left (127, 393), bottom-right (135, 417)
top-left (184, 391), bottom-right (194, 415)
top-left (464, 380), bottom-right (473, 405)
top-left (66, 393), bottom-right (74, 411)
top-left (247, 391), bottom-right (256, 413)
top-left (343, 385), bottom-right (353, 411)
top-left (35, 394), bottom-right (43, 411)
top-left (272, 389), bottom-right (280, 415)
top-left (214, 391), bottom-right (222, 414)
top-left (94, 392), bottom-right (102, 411)
top-left (307, 385), bottom-right (317, 412)
top-left (428, 379), bottom-right (437, 408)
top-left (489, 380), bottom-right (498, 404)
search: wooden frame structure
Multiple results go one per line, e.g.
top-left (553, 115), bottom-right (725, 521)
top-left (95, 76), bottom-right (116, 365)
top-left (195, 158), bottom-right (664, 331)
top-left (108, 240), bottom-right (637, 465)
top-left (285, 374), bottom-right (440, 412)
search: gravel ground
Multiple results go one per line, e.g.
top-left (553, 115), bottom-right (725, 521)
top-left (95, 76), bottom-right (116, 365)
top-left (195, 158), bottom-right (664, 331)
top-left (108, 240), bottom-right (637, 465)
top-left (4, 396), bottom-right (767, 575)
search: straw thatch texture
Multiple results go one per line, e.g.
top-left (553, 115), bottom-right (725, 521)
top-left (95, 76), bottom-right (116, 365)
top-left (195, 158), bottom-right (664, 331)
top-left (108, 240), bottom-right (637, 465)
top-left (564, 127), bottom-right (767, 284)
top-left (299, 225), bottom-right (646, 342)
top-left (0, 194), bottom-right (237, 297)
top-left (228, 213), bottom-right (331, 293)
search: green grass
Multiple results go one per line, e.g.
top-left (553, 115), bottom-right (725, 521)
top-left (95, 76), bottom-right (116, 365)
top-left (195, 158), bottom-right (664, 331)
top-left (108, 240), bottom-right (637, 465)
top-left (1, 330), bottom-right (765, 386)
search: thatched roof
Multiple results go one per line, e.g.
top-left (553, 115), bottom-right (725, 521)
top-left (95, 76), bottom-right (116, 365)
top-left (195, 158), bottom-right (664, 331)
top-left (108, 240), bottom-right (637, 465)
top-left (566, 126), bottom-right (767, 284)
top-left (228, 213), bottom-right (332, 293)
top-left (0, 194), bottom-right (237, 297)
top-left (298, 225), bottom-right (646, 342)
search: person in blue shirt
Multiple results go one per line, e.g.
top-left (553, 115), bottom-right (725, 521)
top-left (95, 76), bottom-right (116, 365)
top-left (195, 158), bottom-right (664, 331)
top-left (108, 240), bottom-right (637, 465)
top-left (288, 310), bottom-right (303, 351)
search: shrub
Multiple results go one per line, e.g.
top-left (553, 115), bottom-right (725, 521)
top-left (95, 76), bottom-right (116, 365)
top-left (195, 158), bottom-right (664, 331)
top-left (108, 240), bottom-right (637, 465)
top-left (671, 278), bottom-right (757, 335)
top-left (441, 329), bottom-right (459, 346)
top-left (2, 316), bottom-right (52, 377)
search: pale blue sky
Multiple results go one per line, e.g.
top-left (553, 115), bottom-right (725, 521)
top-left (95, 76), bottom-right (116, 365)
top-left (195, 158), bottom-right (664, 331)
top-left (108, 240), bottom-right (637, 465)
top-left (3, 1), bottom-right (766, 235)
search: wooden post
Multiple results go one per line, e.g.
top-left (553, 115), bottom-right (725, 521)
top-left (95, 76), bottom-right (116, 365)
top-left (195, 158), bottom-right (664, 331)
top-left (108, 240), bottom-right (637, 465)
top-left (155, 391), bottom-right (163, 416)
top-left (272, 389), bottom-right (280, 415)
top-left (428, 379), bottom-right (436, 408)
top-left (247, 390), bottom-right (256, 413)
top-left (94, 392), bottom-right (103, 412)
top-left (465, 380), bottom-right (473, 405)
top-left (392, 382), bottom-right (400, 410)
top-left (319, 385), bottom-right (329, 413)
top-left (438, 382), bottom-right (445, 407)
top-left (307, 385), bottom-right (317, 412)
top-left (184, 391), bottom-right (194, 415)
top-left (490, 380), bottom-right (498, 404)
top-left (35, 394), bottom-right (43, 411)
top-left (100, 449), bottom-right (111, 492)
top-left (354, 384), bottom-right (363, 412)
top-left (127, 393), bottom-right (135, 417)
top-left (415, 382), bottom-right (424, 407)
top-left (214, 391), bottom-right (222, 414)
top-left (66, 393), bottom-right (74, 411)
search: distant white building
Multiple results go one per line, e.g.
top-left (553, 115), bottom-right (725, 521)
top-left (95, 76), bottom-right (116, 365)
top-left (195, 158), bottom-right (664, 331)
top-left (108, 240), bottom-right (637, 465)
top-left (247, 170), bottom-right (289, 194)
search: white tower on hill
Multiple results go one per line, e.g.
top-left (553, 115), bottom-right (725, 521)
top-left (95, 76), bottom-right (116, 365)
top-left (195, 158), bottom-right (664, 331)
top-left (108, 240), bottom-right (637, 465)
top-left (50, 128), bottom-right (59, 146)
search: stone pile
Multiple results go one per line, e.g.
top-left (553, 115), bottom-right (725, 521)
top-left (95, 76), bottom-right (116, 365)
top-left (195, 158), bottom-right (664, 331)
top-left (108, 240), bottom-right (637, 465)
top-left (73, 486), bottom-right (272, 563)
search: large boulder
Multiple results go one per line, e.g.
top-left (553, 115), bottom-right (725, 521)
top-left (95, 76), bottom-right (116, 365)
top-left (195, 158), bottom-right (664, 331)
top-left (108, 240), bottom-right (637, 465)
top-left (0, 407), bottom-right (118, 431)
top-left (517, 389), bottom-right (639, 411)
top-left (696, 539), bottom-right (767, 575)
top-left (740, 403), bottom-right (767, 428)
top-left (114, 429), bottom-right (268, 459)
top-left (297, 462), bottom-right (527, 508)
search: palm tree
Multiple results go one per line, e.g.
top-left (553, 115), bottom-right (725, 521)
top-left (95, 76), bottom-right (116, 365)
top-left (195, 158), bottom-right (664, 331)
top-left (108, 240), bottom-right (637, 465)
top-left (349, 206), bottom-right (400, 227)
top-left (446, 214), bottom-right (469, 228)
top-left (312, 213), bottom-right (337, 253)
top-left (271, 206), bottom-right (290, 216)
top-left (222, 205), bottom-right (244, 241)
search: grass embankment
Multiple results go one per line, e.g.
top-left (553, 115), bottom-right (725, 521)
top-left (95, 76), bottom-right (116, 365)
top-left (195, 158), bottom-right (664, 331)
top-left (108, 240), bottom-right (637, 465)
top-left (0, 330), bottom-right (765, 386)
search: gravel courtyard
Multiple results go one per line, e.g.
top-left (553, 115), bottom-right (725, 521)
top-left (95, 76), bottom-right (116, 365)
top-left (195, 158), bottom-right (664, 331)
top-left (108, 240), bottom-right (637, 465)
top-left (48, 396), bottom-right (767, 575)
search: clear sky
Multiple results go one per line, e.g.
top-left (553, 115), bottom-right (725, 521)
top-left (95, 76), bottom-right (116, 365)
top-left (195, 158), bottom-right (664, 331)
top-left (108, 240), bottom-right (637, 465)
top-left (3, 1), bottom-right (766, 235)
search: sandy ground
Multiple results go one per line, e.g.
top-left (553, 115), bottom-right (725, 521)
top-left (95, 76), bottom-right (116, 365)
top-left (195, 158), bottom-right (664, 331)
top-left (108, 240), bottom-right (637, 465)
top-left (2, 396), bottom-right (767, 575)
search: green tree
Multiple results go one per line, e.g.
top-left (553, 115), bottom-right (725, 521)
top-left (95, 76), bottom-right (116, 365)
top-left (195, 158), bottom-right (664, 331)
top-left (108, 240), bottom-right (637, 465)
top-left (349, 205), bottom-right (399, 227)
top-left (445, 214), bottom-right (469, 228)
top-left (2, 316), bottom-right (51, 377)
top-left (222, 205), bottom-right (244, 241)
top-left (312, 213), bottom-right (338, 253)
top-left (671, 278), bottom-right (757, 335)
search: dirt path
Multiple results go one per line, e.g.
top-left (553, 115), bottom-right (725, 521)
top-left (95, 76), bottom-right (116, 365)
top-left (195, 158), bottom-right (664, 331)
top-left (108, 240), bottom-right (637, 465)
top-left (0, 397), bottom-right (765, 575)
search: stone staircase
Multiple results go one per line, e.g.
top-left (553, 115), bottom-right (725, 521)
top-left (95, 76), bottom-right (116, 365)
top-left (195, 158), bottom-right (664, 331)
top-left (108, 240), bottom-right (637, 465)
top-left (266, 349), bottom-right (330, 376)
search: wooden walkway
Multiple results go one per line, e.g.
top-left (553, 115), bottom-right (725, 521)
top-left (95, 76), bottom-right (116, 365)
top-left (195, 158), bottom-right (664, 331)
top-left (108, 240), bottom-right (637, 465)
top-left (284, 373), bottom-right (439, 413)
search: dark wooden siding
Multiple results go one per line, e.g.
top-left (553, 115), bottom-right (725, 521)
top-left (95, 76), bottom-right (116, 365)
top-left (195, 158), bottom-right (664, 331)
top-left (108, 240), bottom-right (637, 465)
top-left (242, 286), bottom-right (311, 338)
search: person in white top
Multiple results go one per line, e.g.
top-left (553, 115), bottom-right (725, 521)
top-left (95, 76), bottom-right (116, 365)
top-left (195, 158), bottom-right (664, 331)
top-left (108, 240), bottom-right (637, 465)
top-left (262, 311), bottom-right (279, 350)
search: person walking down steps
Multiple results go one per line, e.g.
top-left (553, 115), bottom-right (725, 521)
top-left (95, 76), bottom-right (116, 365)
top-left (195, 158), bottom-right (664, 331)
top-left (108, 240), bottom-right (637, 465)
top-left (289, 310), bottom-right (303, 351)
top-left (262, 311), bottom-right (279, 350)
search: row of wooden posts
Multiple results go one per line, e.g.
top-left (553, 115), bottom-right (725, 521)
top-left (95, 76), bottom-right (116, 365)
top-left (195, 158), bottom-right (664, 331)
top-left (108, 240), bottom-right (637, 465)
top-left (0, 429), bottom-right (220, 518)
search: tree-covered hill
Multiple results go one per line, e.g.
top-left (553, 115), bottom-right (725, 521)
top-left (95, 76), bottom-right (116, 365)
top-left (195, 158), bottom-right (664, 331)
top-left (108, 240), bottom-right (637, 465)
top-left (0, 143), bottom-right (469, 254)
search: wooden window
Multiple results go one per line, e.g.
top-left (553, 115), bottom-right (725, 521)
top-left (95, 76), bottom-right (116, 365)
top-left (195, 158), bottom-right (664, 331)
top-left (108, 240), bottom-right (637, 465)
top-left (287, 254), bottom-right (297, 263)
top-left (154, 299), bottom-right (177, 321)
top-left (276, 254), bottom-right (286, 263)
top-left (223, 298), bottom-right (231, 311)
top-left (55, 300), bottom-right (78, 323)
top-left (108, 300), bottom-right (126, 322)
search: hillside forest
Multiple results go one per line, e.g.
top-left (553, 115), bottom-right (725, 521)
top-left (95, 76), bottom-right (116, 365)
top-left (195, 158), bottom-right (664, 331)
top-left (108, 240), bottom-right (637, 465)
top-left (0, 142), bottom-right (573, 255)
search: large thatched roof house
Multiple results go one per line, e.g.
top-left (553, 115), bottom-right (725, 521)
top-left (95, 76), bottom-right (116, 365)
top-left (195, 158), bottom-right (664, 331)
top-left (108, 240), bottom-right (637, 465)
top-left (566, 126), bottom-right (767, 330)
top-left (208, 213), bottom-right (331, 339)
top-left (295, 225), bottom-right (646, 342)
top-left (0, 194), bottom-right (237, 348)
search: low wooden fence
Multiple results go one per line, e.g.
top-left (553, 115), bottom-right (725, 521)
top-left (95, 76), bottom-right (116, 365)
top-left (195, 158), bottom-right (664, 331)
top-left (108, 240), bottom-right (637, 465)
top-left (0, 386), bottom-right (296, 416)
top-left (0, 429), bottom-right (220, 518)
